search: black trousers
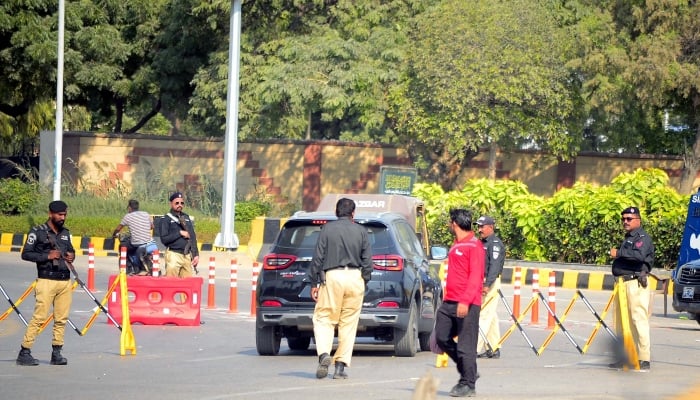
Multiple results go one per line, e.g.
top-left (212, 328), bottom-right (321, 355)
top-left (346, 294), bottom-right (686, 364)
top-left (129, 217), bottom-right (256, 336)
top-left (435, 301), bottom-right (481, 388)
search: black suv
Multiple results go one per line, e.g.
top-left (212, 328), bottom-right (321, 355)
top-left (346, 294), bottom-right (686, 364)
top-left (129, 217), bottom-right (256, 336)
top-left (255, 194), bottom-right (446, 357)
top-left (672, 259), bottom-right (700, 324)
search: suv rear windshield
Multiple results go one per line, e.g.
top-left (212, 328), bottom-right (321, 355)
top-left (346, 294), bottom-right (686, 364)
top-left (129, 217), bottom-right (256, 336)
top-left (274, 221), bottom-right (392, 257)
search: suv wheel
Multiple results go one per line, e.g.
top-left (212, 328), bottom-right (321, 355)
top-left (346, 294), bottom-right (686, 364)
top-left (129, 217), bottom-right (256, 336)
top-left (256, 326), bottom-right (281, 355)
top-left (287, 337), bottom-right (311, 351)
top-left (394, 302), bottom-right (418, 357)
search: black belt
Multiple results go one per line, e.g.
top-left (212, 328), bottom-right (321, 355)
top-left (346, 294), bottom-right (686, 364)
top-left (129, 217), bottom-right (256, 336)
top-left (37, 270), bottom-right (71, 281)
top-left (326, 266), bottom-right (360, 271)
top-left (618, 274), bottom-right (638, 282)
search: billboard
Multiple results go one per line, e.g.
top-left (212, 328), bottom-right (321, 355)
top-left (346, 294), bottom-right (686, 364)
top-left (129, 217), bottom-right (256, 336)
top-left (378, 166), bottom-right (417, 196)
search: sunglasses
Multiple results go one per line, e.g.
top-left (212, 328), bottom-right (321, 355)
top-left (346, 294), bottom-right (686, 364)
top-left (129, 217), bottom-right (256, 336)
top-left (621, 217), bottom-right (639, 222)
top-left (174, 201), bottom-right (184, 205)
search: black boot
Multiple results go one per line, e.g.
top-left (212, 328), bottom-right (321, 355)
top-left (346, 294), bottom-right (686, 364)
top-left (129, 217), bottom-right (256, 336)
top-left (50, 345), bottom-right (67, 365)
top-left (333, 361), bottom-right (348, 379)
top-left (16, 347), bottom-right (39, 366)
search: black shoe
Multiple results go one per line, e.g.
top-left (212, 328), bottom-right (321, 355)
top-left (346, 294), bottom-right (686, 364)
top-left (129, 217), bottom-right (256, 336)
top-left (477, 349), bottom-right (500, 359)
top-left (50, 345), bottom-right (67, 365)
top-left (316, 353), bottom-right (331, 379)
top-left (333, 361), bottom-right (348, 379)
top-left (449, 383), bottom-right (476, 397)
top-left (608, 361), bottom-right (626, 369)
top-left (639, 361), bottom-right (650, 371)
top-left (16, 347), bottom-right (39, 366)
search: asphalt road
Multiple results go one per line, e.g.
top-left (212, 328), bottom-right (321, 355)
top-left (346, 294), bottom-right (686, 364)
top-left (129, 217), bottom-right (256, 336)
top-left (1, 251), bottom-right (699, 400)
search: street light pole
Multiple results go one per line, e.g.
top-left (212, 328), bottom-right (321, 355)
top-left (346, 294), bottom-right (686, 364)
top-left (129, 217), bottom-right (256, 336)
top-left (53, 0), bottom-right (65, 201)
top-left (215, 0), bottom-right (242, 250)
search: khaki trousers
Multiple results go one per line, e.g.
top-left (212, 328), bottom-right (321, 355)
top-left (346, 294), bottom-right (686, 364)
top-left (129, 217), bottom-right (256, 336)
top-left (477, 278), bottom-right (501, 353)
top-left (22, 278), bottom-right (73, 348)
top-left (614, 279), bottom-right (651, 361)
top-left (165, 250), bottom-right (193, 278)
top-left (312, 268), bottom-right (364, 366)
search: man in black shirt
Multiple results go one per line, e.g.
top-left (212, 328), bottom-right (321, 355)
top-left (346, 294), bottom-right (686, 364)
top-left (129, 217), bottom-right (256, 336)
top-left (476, 215), bottom-right (505, 359)
top-left (310, 198), bottom-right (372, 379)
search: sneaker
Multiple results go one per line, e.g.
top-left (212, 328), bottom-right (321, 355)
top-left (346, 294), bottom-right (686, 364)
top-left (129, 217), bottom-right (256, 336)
top-left (316, 353), bottom-right (331, 379)
top-left (639, 361), bottom-right (650, 371)
top-left (477, 349), bottom-right (500, 359)
top-left (333, 361), bottom-right (348, 379)
top-left (449, 383), bottom-right (476, 397)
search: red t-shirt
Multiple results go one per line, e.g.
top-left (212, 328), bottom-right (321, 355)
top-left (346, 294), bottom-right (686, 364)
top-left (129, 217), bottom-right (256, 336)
top-left (444, 232), bottom-right (485, 306)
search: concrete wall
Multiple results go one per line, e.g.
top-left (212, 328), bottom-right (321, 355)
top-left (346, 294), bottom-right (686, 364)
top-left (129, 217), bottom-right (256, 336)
top-left (40, 132), bottom-right (699, 211)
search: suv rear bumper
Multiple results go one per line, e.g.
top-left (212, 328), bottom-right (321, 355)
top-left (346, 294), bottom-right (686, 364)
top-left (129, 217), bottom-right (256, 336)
top-left (257, 308), bottom-right (410, 331)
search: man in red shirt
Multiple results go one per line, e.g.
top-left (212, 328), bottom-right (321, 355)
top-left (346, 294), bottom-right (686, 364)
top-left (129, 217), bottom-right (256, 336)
top-left (434, 209), bottom-right (485, 397)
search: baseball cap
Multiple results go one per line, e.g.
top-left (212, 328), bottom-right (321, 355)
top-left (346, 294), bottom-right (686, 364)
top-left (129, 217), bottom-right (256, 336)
top-left (621, 207), bottom-right (640, 215)
top-left (476, 216), bottom-right (495, 226)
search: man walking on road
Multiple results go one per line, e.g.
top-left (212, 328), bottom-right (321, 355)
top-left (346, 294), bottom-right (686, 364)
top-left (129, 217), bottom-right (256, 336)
top-left (435, 209), bottom-right (485, 397)
top-left (310, 198), bottom-right (373, 380)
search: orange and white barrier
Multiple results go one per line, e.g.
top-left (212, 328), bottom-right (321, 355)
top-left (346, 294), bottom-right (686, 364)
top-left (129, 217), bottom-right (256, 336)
top-left (513, 266), bottom-right (521, 317)
top-left (228, 258), bottom-right (238, 313)
top-left (207, 257), bottom-right (216, 309)
top-left (547, 271), bottom-right (556, 329)
top-left (531, 268), bottom-right (539, 324)
top-left (119, 246), bottom-right (127, 274)
top-left (87, 243), bottom-right (95, 291)
top-left (250, 262), bottom-right (260, 316)
top-left (151, 249), bottom-right (160, 277)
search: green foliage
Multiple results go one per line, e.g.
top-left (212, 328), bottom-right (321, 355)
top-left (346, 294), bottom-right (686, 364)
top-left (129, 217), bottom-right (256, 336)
top-left (0, 178), bottom-right (39, 215)
top-left (235, 201), bottom-right (272, 223)
top-left (414, 168), bottom-right (687, 269)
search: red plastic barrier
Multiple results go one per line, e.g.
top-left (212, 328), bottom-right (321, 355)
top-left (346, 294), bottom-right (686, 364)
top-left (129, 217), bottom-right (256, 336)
top-left (107, 275), bottom-right (204, 326)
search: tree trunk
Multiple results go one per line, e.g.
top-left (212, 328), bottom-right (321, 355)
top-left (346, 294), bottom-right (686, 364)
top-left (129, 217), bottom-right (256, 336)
top-left (488, 142), bottom-right (497, 180)
top-left (679, 95), bottom-right (700, 194)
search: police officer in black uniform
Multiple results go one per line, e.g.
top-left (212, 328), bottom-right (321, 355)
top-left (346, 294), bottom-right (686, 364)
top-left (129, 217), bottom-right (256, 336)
top-left (160, 192), bottom-right (200, 277)
top-left (16, 200), bottom-right (76, 366)
top-left (609, 206), bottom-right (655, 370)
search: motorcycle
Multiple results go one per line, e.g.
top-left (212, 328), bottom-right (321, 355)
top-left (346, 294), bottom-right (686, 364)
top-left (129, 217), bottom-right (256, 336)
top-left (115, 233), bottom-right (157, 276)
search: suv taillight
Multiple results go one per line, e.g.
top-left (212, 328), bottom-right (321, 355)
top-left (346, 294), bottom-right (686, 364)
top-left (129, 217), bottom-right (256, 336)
top-left (263, 254), bottom-right (297, 270)
top-left (372, 255), bottom-right (403, 271)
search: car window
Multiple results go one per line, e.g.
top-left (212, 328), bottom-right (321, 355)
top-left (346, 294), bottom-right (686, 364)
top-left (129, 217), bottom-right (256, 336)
top-left (363, 223), bottom-right (391, 254)
top-left (394, 220), bottom-right (423, 258)
top-left (274, 224), bottom-right (323, 256)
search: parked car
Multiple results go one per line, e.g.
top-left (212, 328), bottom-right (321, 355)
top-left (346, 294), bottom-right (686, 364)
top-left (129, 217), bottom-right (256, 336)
top-left (255, 194), bottom-right (447, 357)
top-left (672, 259), bottom-right (700, 324)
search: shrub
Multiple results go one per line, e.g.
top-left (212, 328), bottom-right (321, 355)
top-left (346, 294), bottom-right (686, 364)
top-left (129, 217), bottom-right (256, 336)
top-left (0, 178), bottom-right (39, 215)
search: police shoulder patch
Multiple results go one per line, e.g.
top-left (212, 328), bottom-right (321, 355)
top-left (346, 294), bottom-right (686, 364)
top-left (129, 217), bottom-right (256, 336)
top-left (26, 232), bottom-right (36, 245)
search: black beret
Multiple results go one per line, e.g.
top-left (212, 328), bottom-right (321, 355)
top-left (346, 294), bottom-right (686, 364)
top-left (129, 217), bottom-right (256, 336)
top-left (49, 200), bottom-right (68, 213)
top-left (169, 192), bottom-right (184, 202)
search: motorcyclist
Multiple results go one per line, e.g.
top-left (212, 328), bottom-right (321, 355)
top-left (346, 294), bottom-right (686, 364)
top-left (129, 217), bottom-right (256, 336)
top-left (112, 199), bottom-right (156, 275)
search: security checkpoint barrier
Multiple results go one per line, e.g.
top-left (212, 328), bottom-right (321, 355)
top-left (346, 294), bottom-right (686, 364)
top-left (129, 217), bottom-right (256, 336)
top-left (107, 275), bottom-right (204, 326)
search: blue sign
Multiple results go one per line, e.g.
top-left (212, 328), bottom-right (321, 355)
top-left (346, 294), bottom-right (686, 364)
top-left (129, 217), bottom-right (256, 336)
top-left (677, 192), bottom-right (700, 268)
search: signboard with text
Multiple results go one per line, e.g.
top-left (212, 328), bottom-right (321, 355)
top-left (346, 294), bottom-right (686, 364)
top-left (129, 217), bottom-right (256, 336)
top-left (378, 166), bottom-right (417, 196)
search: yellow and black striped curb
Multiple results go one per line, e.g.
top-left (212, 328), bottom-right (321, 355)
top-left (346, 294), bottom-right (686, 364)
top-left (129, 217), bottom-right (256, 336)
top-left (0, 232), bottom-right (221, 258)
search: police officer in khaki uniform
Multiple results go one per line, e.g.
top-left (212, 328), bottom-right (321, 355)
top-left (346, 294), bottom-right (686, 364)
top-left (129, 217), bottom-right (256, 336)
top-left (16, 200), bottom-right (76, 366)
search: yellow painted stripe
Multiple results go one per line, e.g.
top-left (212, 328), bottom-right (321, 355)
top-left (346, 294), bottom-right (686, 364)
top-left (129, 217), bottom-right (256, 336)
top-left (561, 270), bottom-right (579, 289)
top-left (0, 233), bottom-right (13, 246)
top-left (587, 272), bottom-right (605, 290)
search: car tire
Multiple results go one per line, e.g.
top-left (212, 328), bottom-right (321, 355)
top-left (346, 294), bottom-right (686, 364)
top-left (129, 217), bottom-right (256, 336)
top-left (287, 337), bottom-right (311, 351)
top-left (256, 326), bottom-right (281, 355)
top-left (394, 302), bottom-right (418, 357)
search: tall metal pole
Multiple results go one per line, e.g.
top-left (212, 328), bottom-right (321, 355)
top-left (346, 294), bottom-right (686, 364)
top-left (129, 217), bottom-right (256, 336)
top-left (215, 0), bottom-right (241, 250)
top-left (53, 0), bottom-right (65, 200)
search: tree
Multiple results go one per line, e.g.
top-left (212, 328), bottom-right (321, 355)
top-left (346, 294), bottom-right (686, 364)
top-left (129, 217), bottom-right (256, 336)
top-left (389, 0), bottom-right (583, 190)
top-left (570, 0), bottom-right (700, 193)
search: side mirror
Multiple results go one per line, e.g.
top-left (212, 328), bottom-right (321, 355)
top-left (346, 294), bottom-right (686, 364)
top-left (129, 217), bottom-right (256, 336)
top-left (431, 245), bottom-right (448, 261)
